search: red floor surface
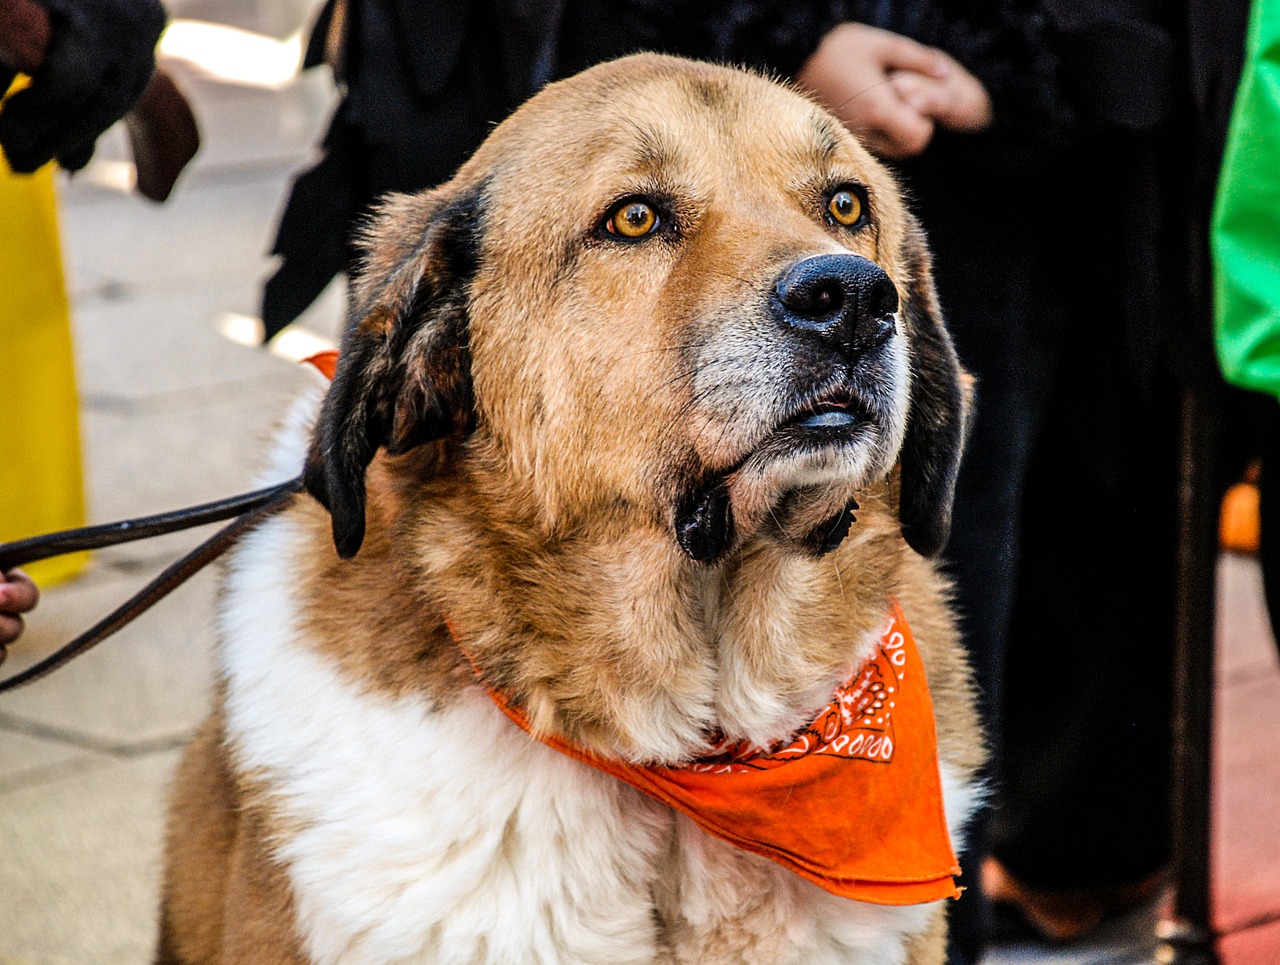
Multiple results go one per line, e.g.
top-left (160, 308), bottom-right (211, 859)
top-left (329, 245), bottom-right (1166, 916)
top-left (1214, 556), bottom-right (1280, 958)
top-left (1220, 916), bottom-right (1280, 964)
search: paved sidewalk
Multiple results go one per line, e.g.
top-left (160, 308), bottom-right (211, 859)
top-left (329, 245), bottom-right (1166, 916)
top-left (2, 5), bottom-right (1279, 963)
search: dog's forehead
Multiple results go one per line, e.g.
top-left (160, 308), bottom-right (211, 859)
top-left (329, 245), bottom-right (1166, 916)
top-left (471, 55), bottom-right (892, 209)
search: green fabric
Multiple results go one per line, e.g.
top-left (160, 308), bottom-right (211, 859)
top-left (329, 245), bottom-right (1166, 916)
top-left (1213, 0), bottom-right (1280, 400)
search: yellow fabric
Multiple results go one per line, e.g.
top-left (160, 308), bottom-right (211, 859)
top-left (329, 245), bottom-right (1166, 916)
top-left (0, 160), bottom-right (89, 586)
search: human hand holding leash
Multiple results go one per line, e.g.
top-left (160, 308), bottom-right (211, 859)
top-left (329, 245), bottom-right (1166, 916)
top-left (0, 568), bottom-right (38, 648)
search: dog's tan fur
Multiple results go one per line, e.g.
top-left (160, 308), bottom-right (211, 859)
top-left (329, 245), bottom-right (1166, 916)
top-left (158, 54), bottom-right (982, 964)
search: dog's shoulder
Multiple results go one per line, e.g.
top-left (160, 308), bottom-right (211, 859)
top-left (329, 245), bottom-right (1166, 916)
top-left (214, 511), bottom-right (671, 961)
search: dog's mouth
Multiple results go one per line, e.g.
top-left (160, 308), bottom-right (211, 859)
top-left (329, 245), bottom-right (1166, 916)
top-left (767, 391), bottom-right (875, 447)
top-left (674, 390), bottom-right (875, 563)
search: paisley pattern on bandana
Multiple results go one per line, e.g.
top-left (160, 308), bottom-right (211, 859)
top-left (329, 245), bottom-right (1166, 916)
top-left (690, 622), bottom-right (905, 774)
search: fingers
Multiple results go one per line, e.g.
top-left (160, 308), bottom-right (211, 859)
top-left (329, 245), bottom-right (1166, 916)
top-left (0, 38), bottom-right (101, 172)
top-left (797, 22), bottom-right (945, 159)
top-left (0, 569), bottom-right (38, 647)
top-left (859, 101), bottom-right (935, 159)
top-left (820, 22), bottom-right (951, 80)
top-left (821, 81), bottom-right (936, 159)
top-left (831, 75), bottom-right (936, 158)
top-left (1, 568), bottom-right (39, 614)
top-left (0, 612), bottom-right (23, 647)
top-left (873, 29), bottom-right (951, 81)
top-left (889, 63), bottom-right (994, 135)
top-left (937, 66), bottom-right (994, 132)
top-left (888, 71), bottom-right (950, 121)
top-left (57, 136), bottom-right (96, 172)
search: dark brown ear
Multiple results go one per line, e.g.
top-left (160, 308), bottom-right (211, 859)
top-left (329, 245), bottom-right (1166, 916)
top-left (304, 185), bottom-right (485, 558)
top-left (897, 215), bottom-right (970, 558)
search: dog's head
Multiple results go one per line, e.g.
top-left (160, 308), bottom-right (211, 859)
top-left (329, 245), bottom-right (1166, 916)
top-left (305, 54), bottom-right (967, 565)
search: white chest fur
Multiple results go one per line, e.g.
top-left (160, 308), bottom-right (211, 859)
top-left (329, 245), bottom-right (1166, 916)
top-left (219, 514), bottom-right (972, 964)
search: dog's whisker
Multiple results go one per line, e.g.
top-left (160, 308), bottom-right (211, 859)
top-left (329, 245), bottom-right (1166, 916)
top-left (653, 380), bottom-right (744, 451)
top-left (600, 341), bottom-right (704, 363)
top-left (704, 267), bottom-right (761, 290)
top-left (634, 366), bottom-right (702, 409)
top-left (833, 77), bottom-right (899, 118)
top-left (688, 389), bottom-right (751, 456)
top-left (656, 383), bottom-right (722, 438)
top-left (635, 357), bottom-right (745, 411)
top-left (666, 376), bottom-right (749, 430)
top-left (626, 353), bottom-right (734, 407)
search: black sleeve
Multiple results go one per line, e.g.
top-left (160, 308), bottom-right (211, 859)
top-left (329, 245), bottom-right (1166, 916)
top-left (873, 0), bottom-right (1079, 167)
top-left (557, 0), bottom-right (1078, 166)
top-left (556, 0), bottom-right (846, 79)
top-left (895, 1), bottom-right (1187, 164)
top-left (0, 0), bottom-right (166, 172)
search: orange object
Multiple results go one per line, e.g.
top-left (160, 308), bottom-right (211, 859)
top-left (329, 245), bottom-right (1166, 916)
top-left (454, 602), bottom-right (961, 906)
top-left (304, 349), bottom-right (339, 380)
top-left (1220, 464), bottom-right (1261, 555)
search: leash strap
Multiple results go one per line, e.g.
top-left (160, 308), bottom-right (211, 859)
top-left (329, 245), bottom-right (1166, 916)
top-left (0, 478), bottom-right (301, 571)
top-left (0, 476), bottom-right (302, 693)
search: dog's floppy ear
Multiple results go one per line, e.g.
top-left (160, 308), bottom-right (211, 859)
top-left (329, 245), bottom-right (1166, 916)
top-left (304, 185), bottom-right (485, 558)
top-left (897, 215), bottom-right (970, 558)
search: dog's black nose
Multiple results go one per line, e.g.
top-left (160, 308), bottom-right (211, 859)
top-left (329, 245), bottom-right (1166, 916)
top-left (773, 254), bottom-right (899, 357)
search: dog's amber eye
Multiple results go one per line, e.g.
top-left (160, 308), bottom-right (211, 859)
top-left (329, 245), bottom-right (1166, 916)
top-left (607, 200), bottom-right (659, 238)
top-left (828, 189), bottom-right (865, 227)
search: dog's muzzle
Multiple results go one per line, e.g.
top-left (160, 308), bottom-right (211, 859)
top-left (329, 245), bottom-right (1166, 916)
top-left (771, 254), bottom-right (899, 376)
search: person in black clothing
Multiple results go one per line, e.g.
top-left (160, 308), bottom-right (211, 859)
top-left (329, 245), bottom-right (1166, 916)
top-left (0, 0), bottom-right (166, 172)
top-left (261, 1), bottom-right (1020, 336)
top-left (795, 3), bottom-right (1194, 952)
top-left (263, 4), bottom-right (1232, 961)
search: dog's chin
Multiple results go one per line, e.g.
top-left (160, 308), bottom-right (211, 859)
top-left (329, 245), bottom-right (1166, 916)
top-left (729, 432), bottom-right (882, 548)
top-left (672, 415), bottom-right (895, 563)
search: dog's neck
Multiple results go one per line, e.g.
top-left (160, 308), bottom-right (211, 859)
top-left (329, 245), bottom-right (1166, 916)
top-left (375, 459), bottom-right (910, 763)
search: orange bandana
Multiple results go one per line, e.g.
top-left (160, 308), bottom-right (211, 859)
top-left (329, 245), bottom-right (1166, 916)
top-left (304, 349), bottom-right (339, 379)
top-left (456, 603), bottom-right (961, 906)
top-left (304, 353), bottom-right (959, 905)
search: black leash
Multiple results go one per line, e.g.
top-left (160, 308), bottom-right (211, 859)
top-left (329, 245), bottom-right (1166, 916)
top-left (0, 476), bottom-right (303, 693)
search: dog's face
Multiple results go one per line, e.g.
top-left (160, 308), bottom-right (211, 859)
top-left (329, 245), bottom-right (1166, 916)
top-left (305, 55), bottom-right (966, 565)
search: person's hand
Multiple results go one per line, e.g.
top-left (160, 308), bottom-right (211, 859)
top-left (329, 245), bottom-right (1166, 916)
top-left (0, 0), bottom-right (166, 173)
top-left (889, 55), bottom-right (992, 134)
top-left (796, 23), bottom-right (991, 159)
top-left (797, 23), bottom-right (949, 159)
top-left (0, 568), bottom-right (39, 648)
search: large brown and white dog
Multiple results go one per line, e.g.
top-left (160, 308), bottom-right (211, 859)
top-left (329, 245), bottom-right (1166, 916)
top-left (157, 54), bottom-right (982, 964)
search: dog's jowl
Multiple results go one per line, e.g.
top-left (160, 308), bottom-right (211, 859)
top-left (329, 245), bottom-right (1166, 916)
top-left (157, 54), bottom-right (982, 965)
